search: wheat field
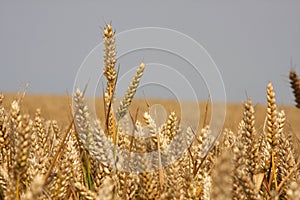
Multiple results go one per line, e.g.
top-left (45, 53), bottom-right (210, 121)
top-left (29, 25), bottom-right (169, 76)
top-left (1, 24), bottom-right (300, 199)
top-left (2, 93), bottom-right (300, 135)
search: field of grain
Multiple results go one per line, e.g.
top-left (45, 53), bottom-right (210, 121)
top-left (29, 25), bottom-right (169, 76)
top-left (2, 93), bottom-right (300, 135)
top-left (1, 24), bottom-right (300, 199)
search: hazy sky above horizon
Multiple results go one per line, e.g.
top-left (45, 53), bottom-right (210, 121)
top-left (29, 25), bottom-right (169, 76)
top-left (0, 1), bottom-right (300, 104)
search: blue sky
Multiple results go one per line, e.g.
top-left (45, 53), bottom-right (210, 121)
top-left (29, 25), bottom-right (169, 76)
top-left (0, 1), bottom-right (299, 104)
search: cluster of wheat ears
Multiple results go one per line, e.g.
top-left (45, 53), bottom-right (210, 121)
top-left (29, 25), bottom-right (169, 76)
top-left (1, 24), bottom-right (300, 200)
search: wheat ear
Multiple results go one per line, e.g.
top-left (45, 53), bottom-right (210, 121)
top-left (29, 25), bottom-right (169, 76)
top-left (74, 182), bottom-right (97, 200)
top-left (0, 98), bottom-right (9, 164)
top-left (266, 82), bottom-right (278, 147)
top-left (103, 24), bottom-right (117, 105)
top-left (240, 99), bottom-right (259, 177)
top-left (116, 62), bottom-right (145, 121)
top-left (103, 24), bottom-right (117, 142)
top-left (276, 110), bottom-right (298, 197)
top-left (14, 114), bottom-right (32, 197)
top-left (233, 117), bottom-right (259, 199)
top-left (160, 111), bottom-right (179, 147)
top-left (289, 70), bottom-right (300, 108)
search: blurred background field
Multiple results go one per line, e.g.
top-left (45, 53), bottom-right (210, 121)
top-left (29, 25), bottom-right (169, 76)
top-left (2, 93), bottom-right (300, 137)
